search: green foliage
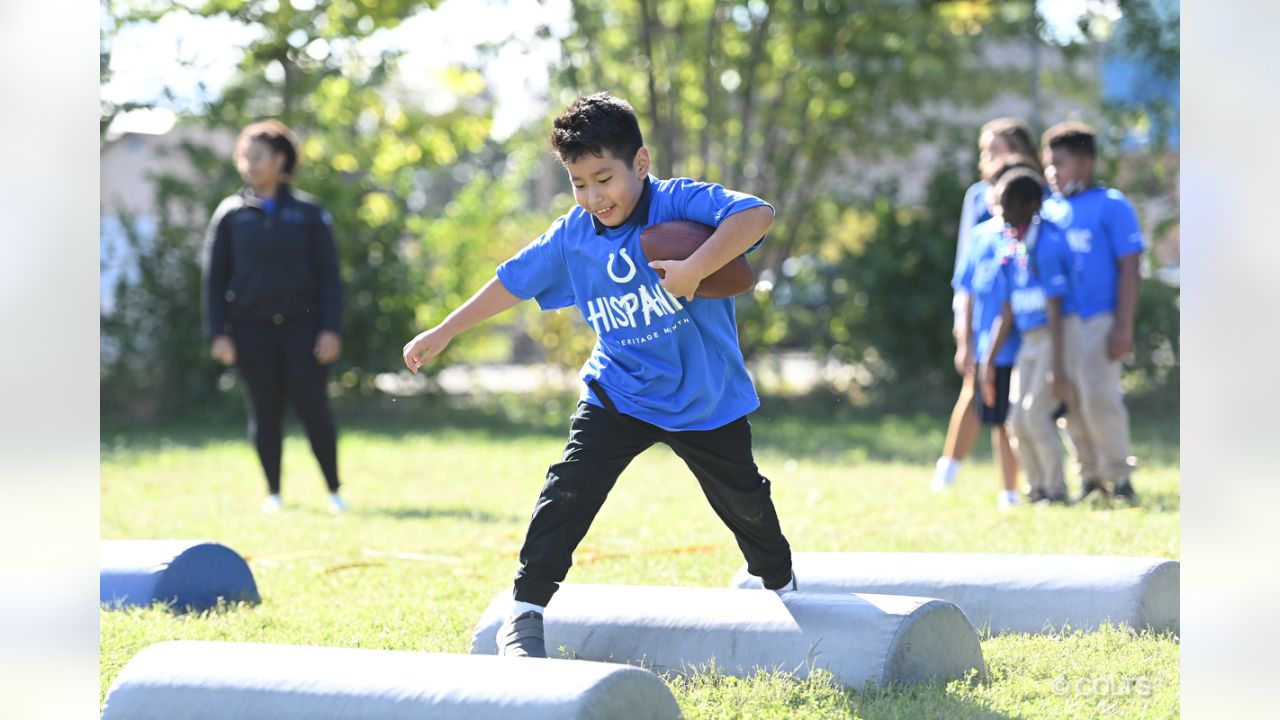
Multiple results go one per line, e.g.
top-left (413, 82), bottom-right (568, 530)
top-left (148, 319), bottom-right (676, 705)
top-left (102, 0), bottom-right (1179, 419)
top-left (102, 0), bottom-right (508, 416)
top-left (545, 0), bottom-right (1069, 390)
top-left (556, 0), bottom-right (1030, 282)
top-left (1129, 278), bottom-right (1179, 392)
top-left (737, 162), bottom-right (970, 393)
top-left (407, 149), bottom-right (576, 369)
top-left (101, 143), bottom-right (246, 419)
top-left (1110, 0), bottom-right (1180, 79)
top-left (199, 0), bottom-right (497, 392)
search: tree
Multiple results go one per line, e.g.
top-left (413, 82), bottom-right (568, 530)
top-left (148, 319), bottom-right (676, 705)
top-left (540, 0), bottom-right (1044, 386)
top-left (102, 0), bottom-right (509, 416)
top-left (556, 1), bottom-right (1032, 272)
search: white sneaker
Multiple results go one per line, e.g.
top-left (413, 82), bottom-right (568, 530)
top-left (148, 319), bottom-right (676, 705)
top-left (997, 490), bottom-right (1020, 510)
top-left (261, 494), bottom-right (283, 514)
top-left (328, 493), bottom-right (348, 515)
top-left (931, 457), bottom-right (961, 493)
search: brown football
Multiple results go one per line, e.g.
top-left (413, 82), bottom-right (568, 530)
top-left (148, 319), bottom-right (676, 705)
top-left (640, 221), bottom-right (757, 299)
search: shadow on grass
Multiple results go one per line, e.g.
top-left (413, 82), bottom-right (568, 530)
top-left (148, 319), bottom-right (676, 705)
top-left (103, 386), bottom-right (1179, 471)
top-left (824, 668), bottom-right (1025, 719)
top-left (666, 666), bottom-right (1024, 720)
top-left (848, 694), bottom-right (1025, 720)
top-left (358, 506), bottom-right (519, 523)
top-left (847, 686), bottom-right (1025, 720)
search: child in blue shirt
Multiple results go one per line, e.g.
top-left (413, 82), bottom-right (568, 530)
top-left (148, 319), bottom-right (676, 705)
top-left (936, 118), bottom-right (1044, 492)
top-left (952, 195), bottom-right (1024, 509)
top-left (1040, 122), bottom-right (1145, 504)
top-left (983, 169), bottom-right (1078, 504)
top-left (402, 93), bottom-right (794, 658)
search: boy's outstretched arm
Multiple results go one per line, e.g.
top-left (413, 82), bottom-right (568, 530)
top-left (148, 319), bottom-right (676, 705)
top-left (402, 277), bottom-right (522, 373)
top-left (649, 205), bottom-right (775, 301)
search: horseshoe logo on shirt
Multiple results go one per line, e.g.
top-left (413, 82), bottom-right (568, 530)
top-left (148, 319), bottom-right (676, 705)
top-left (606, 248), bottom-right (637, 284)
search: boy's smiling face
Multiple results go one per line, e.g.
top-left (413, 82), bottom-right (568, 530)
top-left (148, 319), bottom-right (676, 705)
top-left (565, 147), bottom-right (650, 227)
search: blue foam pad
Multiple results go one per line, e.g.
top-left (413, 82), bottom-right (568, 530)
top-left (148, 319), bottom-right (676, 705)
top-left (101, 540), bottom-right (260, 612)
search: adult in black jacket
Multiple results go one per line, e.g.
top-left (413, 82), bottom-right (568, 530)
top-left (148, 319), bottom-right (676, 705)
top-left (202, 120), bottom-right (347, 514)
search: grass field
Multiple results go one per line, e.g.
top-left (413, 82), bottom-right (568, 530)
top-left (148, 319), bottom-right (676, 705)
top-left (101, 392), bottom-right (1179, 718)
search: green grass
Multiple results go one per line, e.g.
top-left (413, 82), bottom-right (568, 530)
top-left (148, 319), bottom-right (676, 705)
top-left (101, 394), bottom-right (1179, 718)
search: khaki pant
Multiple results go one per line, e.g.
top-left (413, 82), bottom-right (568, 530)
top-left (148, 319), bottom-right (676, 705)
top-left (1062, 313), bottom-right (1138, 480)
top-left (1009, 327), bottom-right (1067, 497)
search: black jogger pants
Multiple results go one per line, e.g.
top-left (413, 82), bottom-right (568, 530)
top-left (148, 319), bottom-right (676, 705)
top-left (512, 388), bottom-right (792, 606)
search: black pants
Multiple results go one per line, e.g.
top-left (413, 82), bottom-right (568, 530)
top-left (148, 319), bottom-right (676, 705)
top-left (513, 392), bottom-right (793, 606)
top-left (233, 321), bottom-right (339, 494)
top-left (974, 364), bottom-right (1014, 426)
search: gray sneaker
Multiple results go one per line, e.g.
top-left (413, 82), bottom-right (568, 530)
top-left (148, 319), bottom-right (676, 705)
top-left (497, 610), bottom-right (547, 658)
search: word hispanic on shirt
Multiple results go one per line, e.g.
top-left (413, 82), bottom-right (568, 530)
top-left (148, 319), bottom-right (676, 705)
top-left (583, 281), bottom-right (689, 336)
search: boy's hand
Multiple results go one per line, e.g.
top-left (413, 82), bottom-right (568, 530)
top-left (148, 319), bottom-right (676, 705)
top-left (980, 363), bottom-right (997, 407)
top-left (314, 331), bottom-right (342, 365)
top-left (403, 327), bottom-right (453, 374)
top-left (648, 258), bottom-right (703, 302)
top-left (210, 335), bottom-right (236, 366)
top-left (1107, 323), bottom-right (1134, 361)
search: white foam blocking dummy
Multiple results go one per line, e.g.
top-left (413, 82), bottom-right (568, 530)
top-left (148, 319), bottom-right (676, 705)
top-left (472, 584), bottom-right (983, 688)
top-left (101, 641), bottom-right (681, 720)
top-left (101, 540), bottom-right (259, 612)
top-left (731, 552), bottom-right (1179, 635)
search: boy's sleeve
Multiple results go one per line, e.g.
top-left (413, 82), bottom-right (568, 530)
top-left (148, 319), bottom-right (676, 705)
top-left (670, 178), bottom-right (773, 254)
top-left (496, 215), bottom-right (575, 311)
top-left (1103, 190), bottom-right (1145, 260)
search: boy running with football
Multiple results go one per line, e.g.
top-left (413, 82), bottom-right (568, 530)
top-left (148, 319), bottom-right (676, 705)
top-left (402, 92), bottom-right (795, 658)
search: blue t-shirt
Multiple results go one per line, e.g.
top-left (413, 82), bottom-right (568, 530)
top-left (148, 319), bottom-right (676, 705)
top-left (953, 217), bottom-right (1021, 367)
top-left (1040, 187), bottom-right (1144, 319)
top-left (998, 218), bottom-right (1079, 333)
top-left (497, 176), bottom-right (770, 431)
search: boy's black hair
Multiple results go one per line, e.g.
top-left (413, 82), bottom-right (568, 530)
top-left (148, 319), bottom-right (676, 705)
top-left (235, 119), bottom-right (300, 176)
top-left (550, 92), bottom-right (645, 165)
top-left (997, 168), bottom-right (1045, 210)
top-left (1042, 121), bottom-right (1097, 159)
